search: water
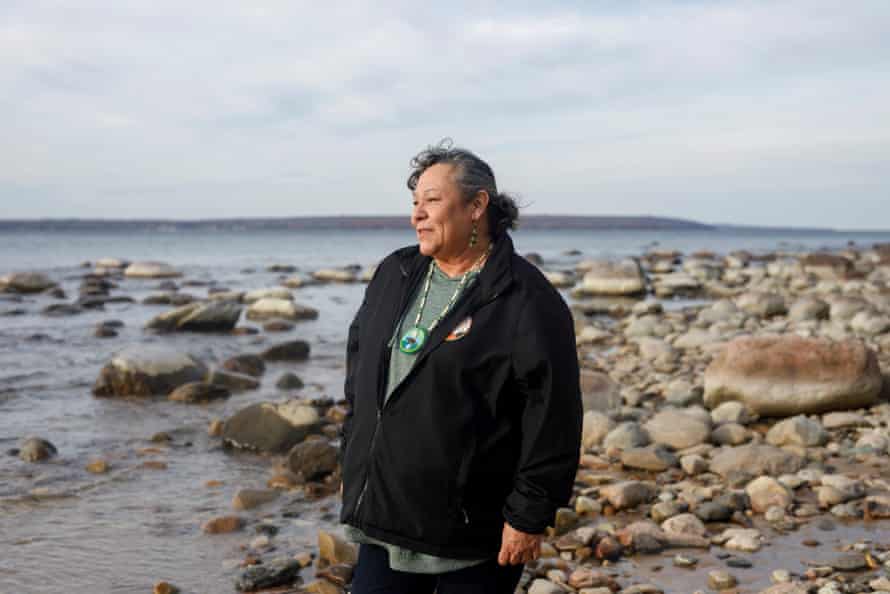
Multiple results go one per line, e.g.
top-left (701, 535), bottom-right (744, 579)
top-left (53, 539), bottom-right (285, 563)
top-left (2, 226), bottom-right (890, 593)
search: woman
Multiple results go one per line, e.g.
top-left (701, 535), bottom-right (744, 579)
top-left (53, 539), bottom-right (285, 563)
top-left (339, 142), bottom-right (582, 593)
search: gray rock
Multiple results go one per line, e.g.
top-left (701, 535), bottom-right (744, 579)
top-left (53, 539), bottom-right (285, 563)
top-left (287, 439), bottom-right (338, 480)
top-left (576, 259), bottom-right (646, 296)
top-left (246, 298), bottom-right (318, 321)
top-left (644, 409), bottom-right (711, 450)
top-left (124, 261), bottom-right (181, 278)
top-left (222, 354), bottom-right (266, 378)
top-left (603, 422), bottom-right (650, 450)
top-left (821, 411), bottom-right (868, 429)
top-left (788, 297), bottom-right (829, 321)
top-left (261, 340), bottom-right (311, 362)
top-left (712, 423), bottom-right (750, 446)
top-left (582, 410), bottom-right (614, 450)
top-left (207, 369), bottom-right (260, 392)
top-left (710, 444), bottom-right (804, 478)
top-left (600, 481), bottom-right (656, 510)
top-left (234, 557), bottom-right (301, 592)
top-left (276, 372), bottom-right (305, 391)
top-left (620, 446), bottom-right (678, 472)
top-left (680, 454), bottom-right (708, 476)
top-left (708, 570), bottom-right (737, 590)
top-left (710, 401), bottom-right (757, 425)
top-left (168, 382), bottom-right (231, 403)
top-left (766, 415), bottom-right (828, 447)
top-left (19, 437), bottom-right (57, 462)
top-left (736, 291), bottom-right (786, 317)
top-left (93, 346), bottom-right (208, 397)
top-left (223, 402), bottom-right (320, 453)
top-left (694, 501), bottom-right (733, 523)
top-left (580, 370), bottom-right (622, 412)
top-left (0, 272), bottom-right (57, 293)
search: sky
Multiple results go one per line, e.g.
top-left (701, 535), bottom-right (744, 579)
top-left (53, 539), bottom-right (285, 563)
top-left (1, 1), bottom-right (889, 229)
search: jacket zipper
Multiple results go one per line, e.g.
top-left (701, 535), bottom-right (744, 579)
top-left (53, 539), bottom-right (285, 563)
top-left (353, 267), bottom-right (505, 523)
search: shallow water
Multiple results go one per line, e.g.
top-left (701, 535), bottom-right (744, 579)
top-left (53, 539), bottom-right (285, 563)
top-left (2, 227), bottom-right (890, 593)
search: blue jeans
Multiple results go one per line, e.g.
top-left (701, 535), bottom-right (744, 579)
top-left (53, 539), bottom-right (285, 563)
top-left (350, 543), bottom-right (525, 594)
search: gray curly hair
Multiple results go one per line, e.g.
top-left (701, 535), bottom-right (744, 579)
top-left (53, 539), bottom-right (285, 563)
top-left (407, 139), bottom-right (520, 240)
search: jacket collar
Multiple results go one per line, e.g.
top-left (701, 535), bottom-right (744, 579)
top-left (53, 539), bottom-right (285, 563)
top-left (397, 232), bottom-right (515, 300)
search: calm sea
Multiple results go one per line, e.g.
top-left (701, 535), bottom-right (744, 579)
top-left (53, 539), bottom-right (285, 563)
top-left (1, 226), bottom-right (890, 593)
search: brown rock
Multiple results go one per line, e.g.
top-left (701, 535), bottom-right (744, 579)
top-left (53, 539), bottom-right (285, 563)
top-left (86, 459), bottom-right (110, 474)
top-left (202, 515), bottom-right (243, 534)
top-left (704, 336), bottom-right (883, 416)
top-left (318, 530), bottom-right (357, 565)
top-left (232, 488), bottom-right (279, 511)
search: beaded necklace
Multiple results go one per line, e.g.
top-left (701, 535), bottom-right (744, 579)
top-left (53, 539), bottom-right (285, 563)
top-left (398, 243), bottom-right (492, 355)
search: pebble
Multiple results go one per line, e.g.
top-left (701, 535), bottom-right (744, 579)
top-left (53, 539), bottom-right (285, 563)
top-left (707, 570), bottom-right (737, 590)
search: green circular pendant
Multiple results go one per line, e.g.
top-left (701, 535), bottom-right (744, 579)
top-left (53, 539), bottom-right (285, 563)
top-left (399, 326), bottom-right (428, 354)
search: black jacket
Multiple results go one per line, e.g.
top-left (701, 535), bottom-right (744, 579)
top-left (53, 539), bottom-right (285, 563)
top-left (339, 234), bottom-right (582, 559)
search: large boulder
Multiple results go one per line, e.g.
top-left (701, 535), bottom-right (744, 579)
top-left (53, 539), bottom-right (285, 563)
top-left (0, 272), bottom-right (57, 294)
top-left (703, 336), bottom-right (883, 416)
top-left (246, 298), bottom-right (319, 321)
top-left (93, 346), bottom-right (207, 397)
top-left (222, 402), bottom-right (320, 452)
top-left (145, 301), bottom-right (242, 332)
top-left (575, 259), bottom-right (646, 296)
top-left (124, 261), bottom-right (181, 278)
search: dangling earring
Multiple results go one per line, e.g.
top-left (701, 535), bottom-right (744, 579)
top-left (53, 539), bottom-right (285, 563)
top-left (469, 220), bottom-right (478, 248)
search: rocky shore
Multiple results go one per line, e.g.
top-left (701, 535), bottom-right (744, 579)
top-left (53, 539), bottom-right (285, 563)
top-left (4, 243), bottom-right (890, 594)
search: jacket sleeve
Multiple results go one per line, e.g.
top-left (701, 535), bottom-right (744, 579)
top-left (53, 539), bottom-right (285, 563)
top-left (502, 289), bottom-right (582, 534)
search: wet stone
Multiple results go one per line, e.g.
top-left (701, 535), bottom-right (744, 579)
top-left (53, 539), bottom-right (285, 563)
top-left (234, 557), bottom-right (302, 592)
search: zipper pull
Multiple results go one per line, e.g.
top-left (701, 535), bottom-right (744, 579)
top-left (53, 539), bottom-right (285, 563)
top-left (461, 507), bottom-right (469, 525)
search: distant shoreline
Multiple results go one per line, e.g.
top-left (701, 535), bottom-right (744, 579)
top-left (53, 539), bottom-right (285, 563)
top-left (0, 215), bottom-right (884, 233)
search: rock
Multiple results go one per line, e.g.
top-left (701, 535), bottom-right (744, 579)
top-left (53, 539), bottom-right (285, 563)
top-left (758, 584), bottom-right (810, 594)
top-left (644, 409), bottom-right (711, 450)
top-left (616, 520), bottom-right (666, 551)
top-left (554, 508), bottom-right (579, 535)
top-left (223, 402), bottom-right (320, 453)
top-left (703, 336), bottom-right (883, 416)
top-left (153, 582), bottom-right (179, 594)
top-left (710, 401), bottom-right (757, 425)
top-left (582, 411), bottom-right (614, 450)
top-left (19, 437), bottom-right (57, 462)
top-left (821, 411), bottom-right (868, 429)
top-left (789, 297), bottom-right (830, 321)
top-left (580, 370), bottom-right (622, 411)
top-left (636, 337), bottom-right (677, 361)
top-left (619, 585), bottom-right (663, 594)
top-left (93, 347), bottom-right (207, 397)
top-left (318, 530), bottom-right (357, 565)
top-left (673, 328), bottom-right (717, 350)
top-left (86, 459), bottom-right (110, 473)
top-left (710, 444), bottom-right (804, 478)
top-left (708, 570), bottom-right (737, 590)
top-left (124, 261), bottom-right (181, 278)
top-left (576, 259), bottom-right (646, 296)
top-left (302, 579), bottom-right (344, 594)
top-left (603, 422), bottom-right (649, 450)
top-left (820, 475), bottom-right (865, 502)
top-left (168, 382), bottom-right (231, 403)
top-left (736, 291), bottom-right (786, 317)
top-left (276, 372), bottom-right (305, 390)
top-left (620, 446), bottom-right (678, 472)
top-left (661, 513), bottom-right (707, 538)
top-left (313, 268), bottom-right (358, 283)
top-left (261, 340), bottom-right (311, 362)
top-left (243, 288), bottom-right (293, 304)
top-left (528, 579), bottom-right (568, 594)
top-left (681, 454), bottom-right (708, 476)
top-left (721, 528), bottom-right (763, 552)
top-left (766, 415), bottom-right (828, 447)
top-left (0, 272), bottom-right (56, 293)
top-left (746, 476), bottom-right (792, 513)
top-left (206, 369), bottom-right (260, 392)
top-left (202, 516), bottom-right (243, 534)
top-left (222, 354), bottom-right (266, 378)
top-left (233, 488), bottom-right (279, 511)
top-left (851, 311), bottom-right (890, 335)
top-left (287, 440), bottom-right (338, 480)
top-left (711, 423), bottom-right (750, 445)
top-left (246, 298), bottom-right (318, 321)
top-left (600, 481), bottom-right (656, 510)
top-left (694, 501), bottom-right (733, 523)
top-left (234, 557), bottom-right (301, 592)
top-left (855, 430), bottom-right (889, 453)
top-left (146, 301), bottom-right (242, 333)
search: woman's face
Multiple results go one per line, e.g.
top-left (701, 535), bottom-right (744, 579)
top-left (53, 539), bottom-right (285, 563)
top-left (411, 163), bottom-right (479, 259)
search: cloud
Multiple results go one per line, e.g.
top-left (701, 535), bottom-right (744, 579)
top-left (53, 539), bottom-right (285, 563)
top-left (0, 0), bottom-right (889, 228)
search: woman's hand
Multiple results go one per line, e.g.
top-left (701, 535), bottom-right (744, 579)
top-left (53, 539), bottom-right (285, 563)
top-left (497, 522), bottom-right (543, 565)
